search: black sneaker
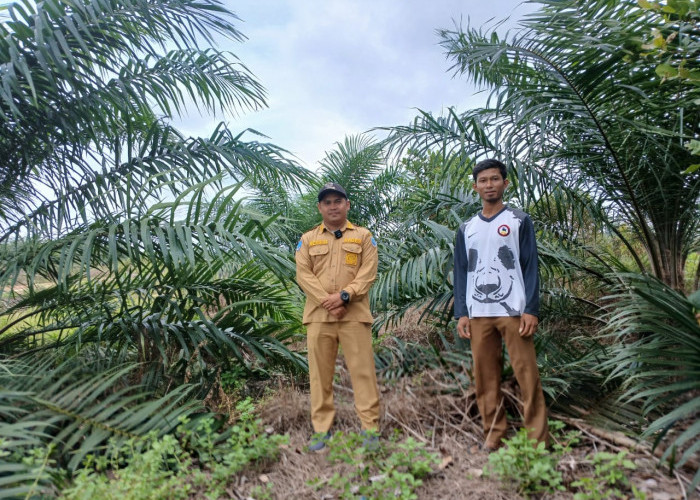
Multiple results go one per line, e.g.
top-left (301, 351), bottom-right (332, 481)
top-left (308, 431), bottom-right (331, 452)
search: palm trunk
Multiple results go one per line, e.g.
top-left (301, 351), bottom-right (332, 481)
top-left (649, 227), bottom-right (686, 292)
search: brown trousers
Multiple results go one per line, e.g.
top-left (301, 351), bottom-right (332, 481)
top-left (470, 316), bottom-right (549, 447)
top-left (306, 321), bottom-right (380, 433)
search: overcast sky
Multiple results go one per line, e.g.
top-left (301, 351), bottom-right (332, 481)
top-left (175, 0), bottom-right (535, 169)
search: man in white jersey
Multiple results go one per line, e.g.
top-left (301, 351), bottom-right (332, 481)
top-left (453, 159), bottom-right (548, 451)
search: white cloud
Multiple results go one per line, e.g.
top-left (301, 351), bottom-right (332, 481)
top-left (174, 0), bottom-right (534, 169)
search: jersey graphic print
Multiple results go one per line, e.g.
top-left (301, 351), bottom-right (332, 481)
top-left (469, 244), bottom-right (517, 314)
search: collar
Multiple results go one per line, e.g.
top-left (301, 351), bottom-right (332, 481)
top-left (319, 221), bottom-right (354, 234)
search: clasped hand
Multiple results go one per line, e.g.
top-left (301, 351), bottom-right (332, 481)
top-left (322, 292), bottom-right (346, 319)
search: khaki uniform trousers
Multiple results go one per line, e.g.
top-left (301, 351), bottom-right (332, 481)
top-left (470, 316), bottom-right (549, 447)
top-left (306, 321), bottom-right (380, 433)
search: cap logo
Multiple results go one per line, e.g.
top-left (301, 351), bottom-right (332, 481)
top-left (318, 181), bottom-right (347, 201)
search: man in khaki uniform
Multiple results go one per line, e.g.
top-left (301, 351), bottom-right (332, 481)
top-left (295, 182), bottom-right (380, 451)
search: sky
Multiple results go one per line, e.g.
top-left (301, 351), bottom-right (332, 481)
top-left (175, 0), bottom-right (535, 170)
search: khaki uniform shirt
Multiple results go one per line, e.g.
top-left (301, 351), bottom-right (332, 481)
top-left (295, 221), bottom-right (378, 324)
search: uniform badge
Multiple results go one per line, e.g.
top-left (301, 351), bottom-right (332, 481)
top-left (497, 225), bottom-right (510, 237)
top-left (371, 236), bottom-right (377, 247)
top-left (345, 253), bottom-right (358, 266)
top-left (295, 240), bottom-right (302, 251)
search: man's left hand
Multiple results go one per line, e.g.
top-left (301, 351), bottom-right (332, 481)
top-left (321, 293), bottom-right (344, 311)
top-left (519, 313), bottom-right (538, 337)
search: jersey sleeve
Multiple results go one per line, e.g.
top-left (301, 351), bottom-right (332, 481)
top-left (453, 223), bottom-right (469, 319)
top-left (519, 215), bottom-right (540, 317)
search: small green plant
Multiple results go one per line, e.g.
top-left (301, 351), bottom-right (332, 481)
top-left (60, 434), bottom-right (192, 500)
top-left (220, 365), bottom-right (247, 393)
top-left (572, 451), bottom-right (646, 500)
top-left (484, 421), bottom-right (580, 498)
top-left (2, 442), bottom-right (58, 498)
top-left (249, 481), bottom-right (275, 500)
top-left (309, 431), bottom-right (440, 500)
top-left (60, 398), bottom-right (288, 500)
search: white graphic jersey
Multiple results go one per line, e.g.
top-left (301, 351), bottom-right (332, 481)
top-left (453, 206), bottom-right (540, 318)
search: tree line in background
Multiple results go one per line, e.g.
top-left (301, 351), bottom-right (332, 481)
top-left (0, 0), bottom-right (698, 496)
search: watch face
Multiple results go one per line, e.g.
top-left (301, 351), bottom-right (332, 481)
top-left (341, 291), bottom-right (350, 302)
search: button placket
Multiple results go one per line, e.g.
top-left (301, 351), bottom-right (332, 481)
top-left (330, 233), bottom-right (337, 289)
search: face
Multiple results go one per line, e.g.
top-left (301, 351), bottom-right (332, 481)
top-left (317, 193), bottom-right (350, 227)
top-left (473, 167), bottom-right (509, 204)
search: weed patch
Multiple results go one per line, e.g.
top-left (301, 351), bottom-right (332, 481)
top-left (309, 431), bottom-right (440, 499)
top-left (484, 421), bottom-right (579, 497)
top-left (572, 451), bottom-right (646, 500)
top-left (59, 398), bottom-right (287, 500)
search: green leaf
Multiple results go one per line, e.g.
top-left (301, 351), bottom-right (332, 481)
top-left (686, 140), bottom-right (700, 156)
top-left (655, 63), bottom-right (678, 78)
top-left (668, 0), bottom-right (691, 15)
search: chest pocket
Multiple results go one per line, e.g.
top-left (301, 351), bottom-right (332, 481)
top-left (309, 244), bottom-right (329, 256)
top-left (342, 242), bottom-right (362, 267)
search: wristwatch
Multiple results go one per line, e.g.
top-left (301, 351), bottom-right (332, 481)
top-left (340, 290), bottom-right (350, 304)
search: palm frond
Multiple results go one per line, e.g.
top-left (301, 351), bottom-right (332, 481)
top-left (0, 357), bottom-right (201, 495)
top-left (435, 0), bottom-right (700, 289)
top-left (599, 273), bottom-right (700, 485)
top-left (373, 220), bottom-right (455, 329)
top-left (0, 178), bottom-right (307, 382)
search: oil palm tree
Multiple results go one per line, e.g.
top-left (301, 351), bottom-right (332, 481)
top-left (378, 0), bottom-right (699, 488)
top-left (437, 0), bottom-right (699, 291)
top-left (0, 0), bottom-right (313, 492)
top-left (0, 0), bottom-right (313, 365)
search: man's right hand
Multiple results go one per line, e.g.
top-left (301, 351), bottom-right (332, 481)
top-left (457, 316), bottom-right (471, 339)
top-left (329, 306), bottom-right (347, 319)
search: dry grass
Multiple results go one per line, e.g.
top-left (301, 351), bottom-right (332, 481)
top-left (243, 369), bottom-right (520, 499)
top-left (378, 307), bottom-right (444, 346)
top-left (217, 353), bottom-right (696, 500)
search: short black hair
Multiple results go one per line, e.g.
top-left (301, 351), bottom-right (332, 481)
top-left (472, 159), bottom-right (507, 182)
